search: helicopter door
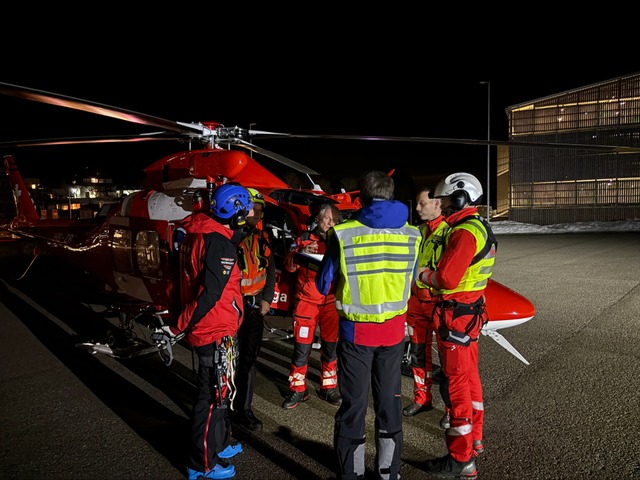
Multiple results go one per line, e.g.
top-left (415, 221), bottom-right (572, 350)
top-left (263, 204), bottom-right (298, 314)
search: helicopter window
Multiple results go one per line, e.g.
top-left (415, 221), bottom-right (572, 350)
top-left (112, 228), bottom-right (134, 273)
top-left (136, 230), bottom-right (162, 279)
top-left (263, 204), bottom-right (296, 270)
top-left (96, 201), bottom-right (119, 219)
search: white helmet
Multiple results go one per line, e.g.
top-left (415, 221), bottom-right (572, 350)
top-left (434, 172), bottom-right (483, 211)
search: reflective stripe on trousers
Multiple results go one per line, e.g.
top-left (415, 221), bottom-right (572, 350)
top-left (439, 338), bottom-right (484, 463)
top-left (334, 339), bottom-right (404, 480)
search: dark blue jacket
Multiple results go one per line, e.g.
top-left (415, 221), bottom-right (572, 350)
top-left (316, 198), bottom-right (415, 297)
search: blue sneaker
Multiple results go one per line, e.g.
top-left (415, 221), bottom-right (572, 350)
top-left (218, 442), bottom-right (243, 459)
top-left (187, 463), bottom-right (236, 479)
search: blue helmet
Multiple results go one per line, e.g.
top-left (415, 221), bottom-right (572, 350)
top-left (210, 184), bottom-right (253, 227)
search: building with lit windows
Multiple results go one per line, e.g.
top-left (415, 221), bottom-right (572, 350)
top-left (0, 169), bottom-right (138, 220)
top-left (499, 72), bottom-right (640, 225)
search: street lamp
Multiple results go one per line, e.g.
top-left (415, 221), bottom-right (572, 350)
top-left (480, 81), bottom-right (491, 222)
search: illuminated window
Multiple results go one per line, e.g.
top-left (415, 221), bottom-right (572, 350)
top-left (112, 229), bottom-right (133, 273)
top-left (136, 231), bottom-right (162, 279)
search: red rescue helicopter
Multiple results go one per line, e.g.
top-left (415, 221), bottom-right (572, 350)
top-left (0, 82), bottom-right (535, 365)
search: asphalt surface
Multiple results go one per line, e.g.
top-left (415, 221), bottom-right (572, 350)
top-left (1, 233), bottom-right (639, 479)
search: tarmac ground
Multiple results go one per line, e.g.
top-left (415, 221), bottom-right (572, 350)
top-left (1, 232), bottom-right (639, 479)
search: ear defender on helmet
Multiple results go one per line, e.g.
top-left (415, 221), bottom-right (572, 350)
top-left (449, 189), bottom-right (469, 211)
top-left (210, 184), bottom-right (254, 229)
top-left (230, 199), bottom-right (247, 229)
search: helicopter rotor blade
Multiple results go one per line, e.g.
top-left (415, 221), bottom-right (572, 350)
top-left (4, 81), bottom-right (638, 167)
top-left (0, 83), bottom-right (318, 174)
top-left (249, 132), bottom-right (640, 154)
top-left (0, 82), bottom-right (204, 135)
top-left (232, 139), bottom-right (320, 175)
top-left (0, 132), bottom-right (182, 148)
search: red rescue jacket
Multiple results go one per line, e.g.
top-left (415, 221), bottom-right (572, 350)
top-left (175, 212), bottom-right (244, 347)
top-left (285, 228), bottom-right (334, 305)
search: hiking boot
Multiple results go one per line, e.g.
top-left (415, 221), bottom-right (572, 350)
top-left (402, 402), bottom-right (433, 417)
top-left (425, 454), bottom-right (477, 479)
top-left (282, 389), bottom-right (309, 409)
top-left (440, 411), bottom-right (451, 429)
top-left (317, 387), bottom-right (342, 406)
top-left (218, 442), bottom-right (243, 459)
top-left (472, 439), bottom-right (485, 456)
top-left (187, 462), bottom-right (236, 479)
top-left (232, 410), bottom-right (263, 431)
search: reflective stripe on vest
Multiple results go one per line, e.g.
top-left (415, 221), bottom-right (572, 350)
top-left (440, 217), bottom-right (495, 294)
top-left (239, 232), bottom-right (270, 296)
top-left (415, 220), bottom-right (449, 290)
top-left (333, 221), bottom-right (421, 323)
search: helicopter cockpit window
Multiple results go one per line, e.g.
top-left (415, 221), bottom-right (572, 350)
top-left (97, 201), bottom-right (119, 219)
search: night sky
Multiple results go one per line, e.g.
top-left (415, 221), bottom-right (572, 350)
top-left (1, 36), bottom-right (636, 205)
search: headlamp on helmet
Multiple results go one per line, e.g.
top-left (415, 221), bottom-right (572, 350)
top-left (247, 187), bottom-right (265, 207)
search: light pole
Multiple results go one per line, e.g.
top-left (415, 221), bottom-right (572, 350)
top-left (480, 81), bottom-right (491, 221)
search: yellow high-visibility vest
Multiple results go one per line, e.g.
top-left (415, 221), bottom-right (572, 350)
top-left (439, 216), bottom-right (496, 294)
top-left (332, 220), bottom-right (421, 323)
top-left (415, 220), bottom-right (449, 290)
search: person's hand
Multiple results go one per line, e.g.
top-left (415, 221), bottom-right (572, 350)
top-left (303, 241), bottom-right (318, 254)
top-left (151, 325), bottom-right (183, 366)
top-left (418, 268), bottom-right (433, 284)
top-left (151, 325), bottom-right (184, 346)
top-left (259, 300), bottom-right (271, 316)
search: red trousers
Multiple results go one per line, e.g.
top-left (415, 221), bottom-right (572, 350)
top-left (435, 302), bottom-right (485, 463)
top-left (406, 294), bottom-right (437, 405)
top-left (288, 298), bottom-right (339, 391)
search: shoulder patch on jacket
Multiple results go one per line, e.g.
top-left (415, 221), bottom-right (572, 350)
top-left (221, 257), bottom-right (235, 273)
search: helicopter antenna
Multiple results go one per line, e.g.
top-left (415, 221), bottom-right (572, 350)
top-left (306, 173), bottom-right (322, 191)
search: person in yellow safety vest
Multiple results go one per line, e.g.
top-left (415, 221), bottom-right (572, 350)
top-left (316, 171), bottom-right (421, 480)
top-left (231, 187), bottom-right (276, 432)
top-left (402, 186), bottom-right (448, 418)
top-left (419, 172), bottom-right (497, 480)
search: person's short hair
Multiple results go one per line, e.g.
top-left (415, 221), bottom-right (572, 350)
top-left (417, 186), bottom-right (436, 199)
top-left (359, 171), bottom-right (394, 205)
top-left (317, 203), bottom-right (340, 222)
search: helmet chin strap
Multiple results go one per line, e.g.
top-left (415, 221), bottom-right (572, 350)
top-left (441, 193), bottom-right (466, 217)
top-left (442, 206), bottom-right (457, 217)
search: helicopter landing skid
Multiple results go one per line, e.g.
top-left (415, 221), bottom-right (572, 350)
top-left (75, 340), bottom-right (157, 359)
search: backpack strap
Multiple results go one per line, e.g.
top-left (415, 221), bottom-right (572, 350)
top-left (449, 215), bottom-right (498, 266)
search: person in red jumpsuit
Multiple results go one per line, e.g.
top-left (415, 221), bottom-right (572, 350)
top-left (419, 172), bottom-right (497, 480)
top-left (159, 183), bottom-right (254, 480)
top-left (281, 203), bottom-right (342, 409)
top-left (402, 186), bottom-right (447, 417)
